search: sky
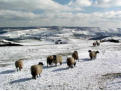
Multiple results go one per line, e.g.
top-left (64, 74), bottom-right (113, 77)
top-left (0, 0), bottom-right (121, 28)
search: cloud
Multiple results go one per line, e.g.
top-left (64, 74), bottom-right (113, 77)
top-left (1, 9), bottom-right (121, 28)
top-left (38, 11), bottom-right (121, 28)
top-left (93, 0), bottom-right (121, 8)
top-left (68, 0), bottom-right (121, 9)
top-left (0, 0), bottom-right (70, 12)
top-left (68, 0), bottom-right (92, 7)
top-left (0, 0), bottom-right (121, 28)
top-left (0, 10), bottom-right (40, 20)
top-left (68, 0), bottom-right (92, 10)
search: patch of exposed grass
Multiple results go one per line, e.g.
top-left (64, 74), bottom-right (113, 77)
top-left (98, 73), bottom-right (121, 90)
top-left (102, 73), bottom-right (121, 79)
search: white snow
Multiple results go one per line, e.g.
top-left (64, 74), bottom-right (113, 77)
top-left (0, 28), bottom-right (48, 38)
top-left (0, 28), bottom-right (121, 90)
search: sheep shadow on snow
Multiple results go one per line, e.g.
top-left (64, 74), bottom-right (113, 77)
top-left (0, 69), bottom-right (15, 74)
top-left (43, 65), bottom-right (59, 69)
top-left (10, 77), bottom-right (32, 84)
top-left (111, 81), bottom-right (121, 85)
top-left (52, 67), bottom-right (69, 72)
top-left (80, 58), bottom-right (91, 62)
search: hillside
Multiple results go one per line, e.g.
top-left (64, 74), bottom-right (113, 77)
top-left (0, 27), bottom-right (121, 90)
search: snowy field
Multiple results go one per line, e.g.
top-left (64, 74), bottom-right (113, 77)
top-left (0, 27), bottom-right (121, 90)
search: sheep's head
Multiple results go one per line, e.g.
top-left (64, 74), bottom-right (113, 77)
top-left (53, 55), bottom-right (56, 60)
top-left (38, 62), bottom-right (44, 66)
top-left (88, 50), bottom-right (91, 53)
top-left (74, 51), bottom-right (78, 53)
top-left (96, 51), bottom-right (99, 54)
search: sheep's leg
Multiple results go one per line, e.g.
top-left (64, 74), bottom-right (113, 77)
top-left (60, 62), bottom-right (62, 65)
top-left (74, 62), bottom-right (76, 66)
top-left (32, 76), bottom-right (34, 79)
top-left (17, 68), bottom-right (19, 72)
top-left (71, 65), bottom-right (73, 68)
top-left (19, 68), bottom-right (21, 71)
top-left (37, 75), bottom-right (40, 78)
top-left (95, 56), bottom-right (97, 59)
top-left (32, 73), bottom-right (36, 79)
top-left (34, 76), bottom-right (36, 79)
top-left (37, 74), bottom-right (41, 77)
top-left (39, 74), bottom-right (41, 77)
top-left (78, 58), bottom-right (79, 62)
top-left (34, 77), bottom-right (36, 79)
top-left (55, 63), bottom-right (57, 66)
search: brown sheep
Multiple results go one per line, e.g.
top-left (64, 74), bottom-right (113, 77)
top-left (72, 51), bottom-right (79, 62)
top-left (47, 55), bottom-right (54, 67)
top-left (31, 62), bottom-right (43, 79)
top-left (53, 55), bottom-right (62, 66)
top-left (67, 57), bottom-right (76, 68)
top-left (88, 50), bottom-right (99, 60)
top-left (100, 39), bottom-right (106, 43)
top-left (15, 59), bottom-right (23, 71)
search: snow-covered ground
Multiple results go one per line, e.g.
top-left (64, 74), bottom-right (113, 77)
top-left (0, 27), bottom-right (121, 90)
top-left (0, 38), bottom-right (121, 90)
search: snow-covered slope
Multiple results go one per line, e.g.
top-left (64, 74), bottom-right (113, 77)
top-left (0, 38), bottom-right (121, 90)
top-left (0, 27), bottom-right (121, 90)
top-left (0, 27), bottom-right (121, 43)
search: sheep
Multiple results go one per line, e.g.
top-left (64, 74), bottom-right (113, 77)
top-left (72, 51), bottom-right (79, 62)
top-left (96, 41), bottom-right (100, 46)
top-left (93, 42), bottom-right (97, 47)
top-left (31, 62), bottom-right (43, 79)
top-left (88, 50), bottom-right (99, 60)
top-left (15, 59), bottom-right (23, 71)
top-left (67, 57), bottom-right (76, 68)
top-left (100, 39), bottom-right (106, 43)
top-left (53, 55), bottom-right (62, 66)
top-left (93, 41), bottom-right (100, 47)
top-left (47, 55), bottom-right (54, 67)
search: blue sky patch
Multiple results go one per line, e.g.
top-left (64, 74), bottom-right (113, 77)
top-left (53, 0), bottom-right (70, 5)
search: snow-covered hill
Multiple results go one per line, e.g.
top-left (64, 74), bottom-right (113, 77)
top-left (0, 26), bottom-right (121, 43)
top-left (0, 27), bottom-right (121, 90)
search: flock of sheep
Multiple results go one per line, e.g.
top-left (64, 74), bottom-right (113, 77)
top-left (15, 40), bottom-right (100, 80)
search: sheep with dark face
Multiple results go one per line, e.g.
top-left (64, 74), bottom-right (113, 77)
top-left (31, 62), bottom-right (43, 79)
top-left (67, 57), bottom-right (76, 68)
top-left (53, 55), bottom-right (62, 66)
top-left (47, 55), bottom-right (54, 67)
top-left (15, 59), bottom-right (23, 71)
top-left (88, 50), bottom-right (99, 60)
top-left (72, 51), bottom-right (79, 62)
top-left (93, 41), bottom-right (100, 47)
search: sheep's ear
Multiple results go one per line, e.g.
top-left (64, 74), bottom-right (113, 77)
top-left (96, 51), bottom-right (99, 53)
top-left (88, 50), bottom-right (91, 52)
